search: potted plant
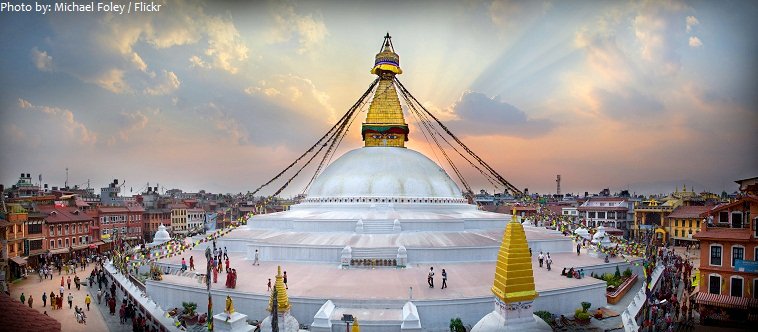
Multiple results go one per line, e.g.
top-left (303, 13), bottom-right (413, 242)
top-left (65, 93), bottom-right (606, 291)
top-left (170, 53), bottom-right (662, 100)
top-left (449, 317), bottom-right (465, 332)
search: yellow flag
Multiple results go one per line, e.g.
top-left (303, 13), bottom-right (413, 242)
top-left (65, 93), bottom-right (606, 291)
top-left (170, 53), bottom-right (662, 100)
top-left (692, 272), bottom-right (699, 288)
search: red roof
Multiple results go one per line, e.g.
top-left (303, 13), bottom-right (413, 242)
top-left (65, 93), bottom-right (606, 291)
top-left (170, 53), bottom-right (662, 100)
top-left (696, 292), bottom-right (758, 310)
top-left (708, 195), bottom-right (758, 214)
top-left (0, 293), bottom-right (61, 331)
top-left (36, 205), bottom-right (93, 223)
top-left (98, 205), bottom-right (145, 213)
top-left (692, 228), bottom-right (753, 241)
top-left (667, 205), bottom-right (711, 219)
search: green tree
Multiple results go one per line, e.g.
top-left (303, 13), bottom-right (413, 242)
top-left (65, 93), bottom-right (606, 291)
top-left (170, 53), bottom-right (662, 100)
top-left (450, 317), bottom-right (465, 332)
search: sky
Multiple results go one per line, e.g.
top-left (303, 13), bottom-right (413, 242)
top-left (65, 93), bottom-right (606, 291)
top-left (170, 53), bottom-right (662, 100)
top-left (1, 0), bottom-right (756, 197)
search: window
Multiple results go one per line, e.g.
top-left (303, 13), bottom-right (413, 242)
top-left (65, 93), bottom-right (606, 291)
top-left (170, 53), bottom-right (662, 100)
top-left (58, 225), bottom-right (62, 235)
top-left (57, 239), bottom-right (62, 248)
top-left (689, 220), bottom-right (693, 228)
top-left (754, 279), bottom-right (758, 299)
top-left (709, 275), bottom-right (721, 294)
top-left (50, 240), bottom-right (55, 249)
top-left (710, 245), bottom-right (722, 266)
top-left (719, 211), bottom-right (729, 223)
top-left (65, 238), bottom-right (69, 247)
top-left (79, 236), bottom-right (84, 244)
top-left (28, 223), bottom-right (42, 234)
top-left (675, 230), bottom-right (679, 237)
top-left (50, 227), bottom-right (55, 236)
top-left (29, 240), bottom-right (42, 250)
top-left (732, 246), bottom-right (744, 266)
top-left (72, 237), bottom-right (76, 245)
top-left (64, 225), bottom-right (69, 235)
top-left (121, 227), bottom-right (127, 234)
top-left (588, 212), bottom-right (596, 218)
top-left (731, 277), bottom-right (743, 297)
top-left (732, 212), bottom-right (743, 228)
top-left (754, 217), bottom-right (758, 237)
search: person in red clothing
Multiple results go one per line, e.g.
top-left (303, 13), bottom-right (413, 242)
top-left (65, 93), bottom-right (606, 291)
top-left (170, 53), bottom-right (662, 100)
top-left (61, 276), bottom-right (64, 287)
top-left (225, 258), bottom-right (230, 273)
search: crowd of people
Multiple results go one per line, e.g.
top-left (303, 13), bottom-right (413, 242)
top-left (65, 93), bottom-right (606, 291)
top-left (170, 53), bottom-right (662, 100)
top-left (639, 247), bottom-right (696, 331)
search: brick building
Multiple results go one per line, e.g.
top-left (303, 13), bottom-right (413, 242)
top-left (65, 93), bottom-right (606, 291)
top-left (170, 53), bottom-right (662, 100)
top-left (96, 205), bottom-right (145, 245)
top-left (37, 205), bottom-right (94, 259)
top-left (693, 194), bottom-right (758, 326)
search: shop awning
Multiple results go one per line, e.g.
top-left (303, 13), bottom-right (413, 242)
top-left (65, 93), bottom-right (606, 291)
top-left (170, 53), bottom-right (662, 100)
top-left (49, 248), bottom-right (69, 255)
top-left (696, 292), bottom-right (758, 310)
top-left (10, 256), bottom-right (27, 266)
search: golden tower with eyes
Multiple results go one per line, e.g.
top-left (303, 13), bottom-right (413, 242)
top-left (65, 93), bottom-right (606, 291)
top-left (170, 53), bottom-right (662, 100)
top-left (361, 33), bottom-right (409, 148)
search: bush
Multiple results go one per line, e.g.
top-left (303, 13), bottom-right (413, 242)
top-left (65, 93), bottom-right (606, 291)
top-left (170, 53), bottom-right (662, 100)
top-left (623, 267), bottom-right (632, 278)
top-left (581, 302), bottom-right (592, 313)
top-left (449, 317), bottom-right (465, 332)
top-left (575, 311), bottom-right (590, 321)
top-left (615, 266), bottom-right (621, 278)
top-left (534, 311), bottom-right (553, 324)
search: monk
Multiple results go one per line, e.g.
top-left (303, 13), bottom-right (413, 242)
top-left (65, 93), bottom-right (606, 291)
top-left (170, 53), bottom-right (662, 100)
top-left (213, 263), bottom-right (218, 283)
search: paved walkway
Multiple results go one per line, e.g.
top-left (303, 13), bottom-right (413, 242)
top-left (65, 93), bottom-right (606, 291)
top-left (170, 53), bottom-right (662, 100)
top-left (11, 264), bottom-right (131, 332)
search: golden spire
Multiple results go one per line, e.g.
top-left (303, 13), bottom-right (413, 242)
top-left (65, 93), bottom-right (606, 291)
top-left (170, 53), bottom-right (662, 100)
top-left (267, 266), bottom-right (291, 313)
top-left (491, 219), bottom-right (538, 303)
top-left (362, 33), bottom-right (409, 148)
top-left (352, 317), bottom-right (361, 332)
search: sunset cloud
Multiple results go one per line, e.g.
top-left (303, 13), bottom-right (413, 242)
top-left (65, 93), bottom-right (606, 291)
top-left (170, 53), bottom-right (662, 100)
top-left (447, 91), bottom-right (555, 138)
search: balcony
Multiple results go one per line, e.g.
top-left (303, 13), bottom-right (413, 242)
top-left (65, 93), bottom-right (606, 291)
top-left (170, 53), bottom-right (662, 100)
top-left (5, 232), bottom-right (25, 241)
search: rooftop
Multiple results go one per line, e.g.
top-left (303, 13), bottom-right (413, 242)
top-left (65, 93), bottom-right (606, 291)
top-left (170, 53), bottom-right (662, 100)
top-left (0, 293), bottom-right (61, 332)
top-left (667, 205), bottom-right (711, 219)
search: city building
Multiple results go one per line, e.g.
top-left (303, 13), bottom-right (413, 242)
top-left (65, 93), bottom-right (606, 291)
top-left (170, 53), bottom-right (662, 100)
top-left (666, 205), bottom-right (710, 246)
top-left (186, 207), bottom-right (205, 234)
top-left (632, 196), bottom-right (682, 245)
top-left (2, 203), bottom-right (28, 278)
top-left (7, 173), bottom-right (41, 198)
top-left (168, 203), bottom-right (188, 235)
top-left (693, 193), bottom-right (758, 326)
top-left (96, 204), bottom-right (145, 245)
top-left (577, 197), bottom-right (633, 232)
top-left (143, 208), bottom-right (171, 243)
top-left (38, 204), bottom-right (94, 259)
top-left (100, 179), bottom-right (125, 206)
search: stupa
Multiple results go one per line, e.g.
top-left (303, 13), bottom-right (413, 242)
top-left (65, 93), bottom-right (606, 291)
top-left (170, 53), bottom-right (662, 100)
top-left (471, 220), bottom-right (550, 331)
top-left (148, 223), bottom-right (171, 247)
top-left (260, 266), bottom-right (299, 332)
top-left (148, 34), bottom-right (638, 331)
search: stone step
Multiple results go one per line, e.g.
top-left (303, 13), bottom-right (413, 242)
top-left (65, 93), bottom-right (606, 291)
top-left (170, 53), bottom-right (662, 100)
top-left (360, 220), bottom-right (396, 234)
top-left (350, 247), bottom-right (398, 259)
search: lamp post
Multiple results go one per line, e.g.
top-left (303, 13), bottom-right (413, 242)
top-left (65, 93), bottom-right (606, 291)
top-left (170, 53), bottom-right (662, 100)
top-left (341, 314), bottom-right (354, 332)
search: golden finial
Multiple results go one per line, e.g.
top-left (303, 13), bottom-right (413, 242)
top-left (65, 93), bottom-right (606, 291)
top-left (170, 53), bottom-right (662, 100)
top-left (267, 265), bottom-right (291, 313)
top-left (362, 33), bottom-right (409, 148)
top-left (352, 317), bottom-right (361, 332)
top-left (491, 220), bottom-right (538, 303)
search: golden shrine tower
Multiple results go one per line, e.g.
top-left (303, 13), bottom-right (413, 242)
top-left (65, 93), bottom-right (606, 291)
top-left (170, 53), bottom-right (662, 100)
top-left (472, 219), bottom-right (544, 331)
top-left (261, 265), bottom-right (300, 332)
top-left (361, 33), bottom-right (409, 148)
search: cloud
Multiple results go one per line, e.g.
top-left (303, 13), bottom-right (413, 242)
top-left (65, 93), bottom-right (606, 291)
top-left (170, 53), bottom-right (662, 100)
top-left (488, 0), bottom-right (551, 33)
top-left (31, 47), bottom-right (53, 72)
top-left (113, 110), bottom-right (151, 143)
top-left (245, 74), bottom-right (335, 116)
top-left (688, 36), bottom-right (702, 48)
top-left (633, 0), bottom-right (690, 75)
top-left (200, 16), bottom-right (249, 74)
top-left (266, 4), bottom-right (328, 54)
top-left (18, 98), bottom-right (97, 145)
top-left (686, 15), bottom-right (699, 33)
top-left (144, 70), bottom-right (181, 95)
top-left (588, 88), bottom-right (664, 121)
top-left (445, 91), bottom-right (555, 138)
top-left (93, 69), bottom-right (130, 94)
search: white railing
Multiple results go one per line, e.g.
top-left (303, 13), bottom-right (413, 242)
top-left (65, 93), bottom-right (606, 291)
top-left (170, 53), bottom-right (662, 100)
top-left (621, 264), bottom-right (664, 332)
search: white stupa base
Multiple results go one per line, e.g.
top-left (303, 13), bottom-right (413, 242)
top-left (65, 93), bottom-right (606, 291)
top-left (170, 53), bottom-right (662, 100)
top-left (472, 298), bottom-right (551, 331)
top-left (260, 311), bottom-right (300, 332)
top-left (213, 312), bottom-right (254, 332)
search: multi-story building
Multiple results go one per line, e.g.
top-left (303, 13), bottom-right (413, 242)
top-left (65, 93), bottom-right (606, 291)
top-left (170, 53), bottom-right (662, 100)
top-left (577, 197), bottom-right (633, 231)
top-left (169, 203), bottom-right (188, 235)
top-left (2, 203), bottom-right (28, 278)
top-left (693, 193), bottom-right (758, 326)
top-left (632, 196), bottom-right (682, 245)
top-left (666, 205), bottom-right (711, 246)
top-left (24, 210), bottom-right (46, 266)
top-left (143, 208), bottom-right (171, 242)
top-left (187, 208), bottom-right (205, 234)
top-left (96, 205), bottom-right (145, 245)
top-left (38, 205), bottom-right (94, 259)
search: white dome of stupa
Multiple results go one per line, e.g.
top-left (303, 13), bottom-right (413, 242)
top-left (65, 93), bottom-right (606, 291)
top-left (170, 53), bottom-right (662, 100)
top-left (150, 223), bottom-right (171, 247)
top-left (591, 226), bottom-right (610, 244)
top-left (574, 227), bottom-right (590, 239)
top-left (305, 147), bottom-right (463, 200)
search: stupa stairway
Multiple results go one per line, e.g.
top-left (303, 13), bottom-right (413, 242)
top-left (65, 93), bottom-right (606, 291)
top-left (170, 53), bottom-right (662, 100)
top-left (348, 247), bottom-right (400, 267)
top-left (359, 219), bottom-right (397, 233)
